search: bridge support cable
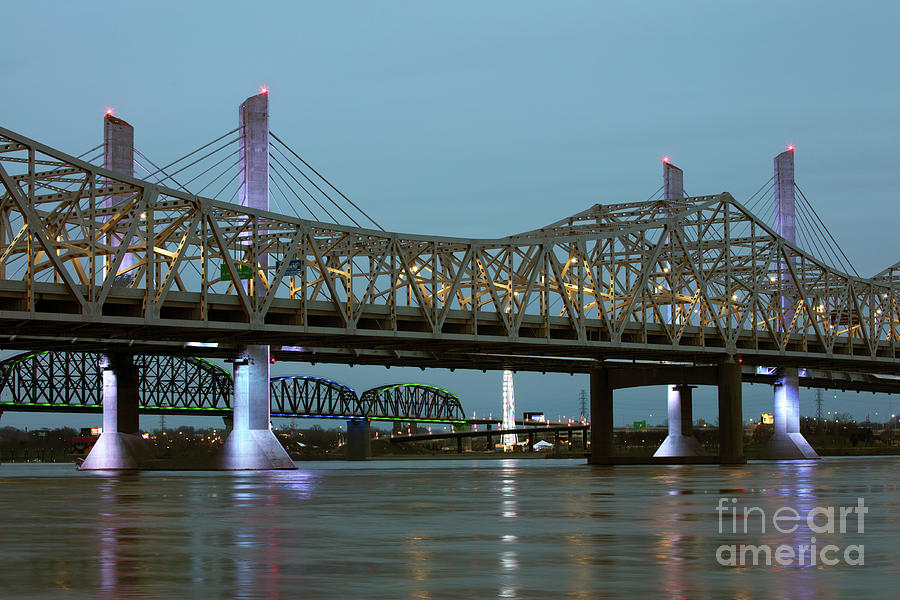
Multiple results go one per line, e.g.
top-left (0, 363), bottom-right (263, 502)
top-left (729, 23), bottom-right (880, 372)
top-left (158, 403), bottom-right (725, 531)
top-left (795, 183), bottom-right (858, 276)
top-left (269, 131), bottom-right (384, 230)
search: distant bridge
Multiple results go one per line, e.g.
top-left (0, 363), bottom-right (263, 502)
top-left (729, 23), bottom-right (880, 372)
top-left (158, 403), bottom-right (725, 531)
top-left (0, 350), bottom-right (466, 422)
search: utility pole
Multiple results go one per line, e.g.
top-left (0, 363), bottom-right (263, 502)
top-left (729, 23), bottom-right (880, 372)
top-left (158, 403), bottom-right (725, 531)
top-left (815, 389), bottom-right (823, 421)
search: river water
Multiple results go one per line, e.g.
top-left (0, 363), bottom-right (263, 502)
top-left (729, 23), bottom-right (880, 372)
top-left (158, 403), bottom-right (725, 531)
top-left (0, 457), bottom-right (897, 599)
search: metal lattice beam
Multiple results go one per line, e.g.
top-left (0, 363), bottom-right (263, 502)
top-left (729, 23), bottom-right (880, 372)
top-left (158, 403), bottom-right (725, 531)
top-left (0, 351), bottom-right (231, 414)
top-left (0, 351), bottom-right (469, 420)
top-left (359, 384), bottom-right (466, 423)
top-left (0, 126), bottom-right (899, 374)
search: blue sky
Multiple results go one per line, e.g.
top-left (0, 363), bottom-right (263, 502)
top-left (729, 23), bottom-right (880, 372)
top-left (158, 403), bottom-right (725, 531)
top-left (2, 1), bottom-right (899, 430)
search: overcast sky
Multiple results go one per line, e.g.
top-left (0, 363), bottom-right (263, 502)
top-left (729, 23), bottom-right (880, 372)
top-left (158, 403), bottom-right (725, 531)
top-left (2, 1), bottom-right (899, 430)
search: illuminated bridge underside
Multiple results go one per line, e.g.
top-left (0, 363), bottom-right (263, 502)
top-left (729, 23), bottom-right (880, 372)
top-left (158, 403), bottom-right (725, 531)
top-left (0, 351), bottom-right (467, 421)
top-left (1, 126), bottom-right (899, 374)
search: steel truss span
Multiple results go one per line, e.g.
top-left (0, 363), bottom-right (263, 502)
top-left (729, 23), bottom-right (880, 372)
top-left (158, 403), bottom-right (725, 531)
top-left (0, 126), bottom-right (899, 373)
top-left (0, 351), bottom-right (231, 414)
top-left (358, 384), bottom-right (466, 423)
top-left (0, 352), bottom-right (467, 421)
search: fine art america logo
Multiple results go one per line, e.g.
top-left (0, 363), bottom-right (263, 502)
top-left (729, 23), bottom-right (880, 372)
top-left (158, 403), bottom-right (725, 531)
top-left (715, 497), bottom-right (867, 567)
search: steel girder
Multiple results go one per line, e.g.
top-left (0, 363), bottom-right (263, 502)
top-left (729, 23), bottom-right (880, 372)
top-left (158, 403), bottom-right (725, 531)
top-left (269, 375), bottom-right (359, 418)
top-left (0, 351), bottom-right (231, 414)
top-left (0, 351), bottom-right (468, 420)
top-left (1, 126), bottom-right (899, 373)
top-left (359, 384), bottom-right (466, 422)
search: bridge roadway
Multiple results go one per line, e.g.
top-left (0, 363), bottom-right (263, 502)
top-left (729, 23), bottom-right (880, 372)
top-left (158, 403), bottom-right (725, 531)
top-left (391, 424), bottom-right (590, 454)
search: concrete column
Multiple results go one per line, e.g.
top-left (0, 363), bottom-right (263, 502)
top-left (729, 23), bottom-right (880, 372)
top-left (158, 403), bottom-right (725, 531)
top-left (717, 360), bottom-right (744, 463)
top-left (346, 419), bottom-right (371, 460)
top-left (219, 92), bottom-right (295, 470)
top-left (79, 354), bottom-right (150, 470)
top-left (654, 384), bottom-right (705, 457)
top-left (238, 92), bottom-right (269, 213)
top-left (760, 367), bottom-right (819, 459)
top-left (763, 147), bottom-right (818, 459)
top-left (657, 160), bottom-right (699, 457)
top-left (588, 364), bottom-right (613, 463)
top-left (220, 346), bottom-right (295, 469)
top-left (103, 114), bottom-right (136, 283)
top-left (774, 149), bottom-right (796, 248)
top-left (486, 423), bottom-right (493, 448)
top-left (664, 159), bottom-right (684, 200)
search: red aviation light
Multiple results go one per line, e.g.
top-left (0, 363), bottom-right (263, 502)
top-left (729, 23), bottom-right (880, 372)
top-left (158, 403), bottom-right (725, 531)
top-left (259, 86), bottom-right (269, 95)
top-left (662, 156), bottom-right (670, 164)
top-left (787, 144), bottom-right (794, 152)
top-left (104, 107), bottom-right (114, 117)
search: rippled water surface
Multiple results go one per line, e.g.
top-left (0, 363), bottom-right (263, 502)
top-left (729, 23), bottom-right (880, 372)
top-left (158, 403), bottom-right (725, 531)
top-left (1, 457), bottom-right (898, 599)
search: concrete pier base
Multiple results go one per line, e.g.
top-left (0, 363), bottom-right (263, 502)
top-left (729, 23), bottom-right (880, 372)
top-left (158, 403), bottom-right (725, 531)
top-left (80, 354), bottom-right (151, 470)
top-left (654, 384), bottom-right (706, 457)
top-left (346, 419), bottom-right (371, 460)
top-left (219, 345), bottom-right (295, 470)
top-left (221, 429), bottom-right (295, 470)
top-left (80, 432), bottom-right (152, 470)
top-left (761, 368), bottom-right (819, 460)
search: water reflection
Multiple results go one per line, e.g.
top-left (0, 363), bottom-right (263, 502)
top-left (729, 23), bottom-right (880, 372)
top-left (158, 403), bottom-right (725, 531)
top-left (0, 459), bottom-right (897, 598)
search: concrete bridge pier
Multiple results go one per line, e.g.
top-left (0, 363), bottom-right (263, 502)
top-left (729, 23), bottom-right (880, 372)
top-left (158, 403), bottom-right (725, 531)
top-left (219, 346), bottom-right (296, 470)
top-left (588, 364), bottom-right (613, 463)
top-left (761, 367), bottom-right (819, 459)
top-left (80, 353), bottom-right (151, 470)
top-left (717, 360), bottom-right (744, 464)
top-left (762, 148), bottom-right (819, 460)
top-left (346, 419), bottom-right (371, 460)
top-left (654, 385), bottom-right (705, 457)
